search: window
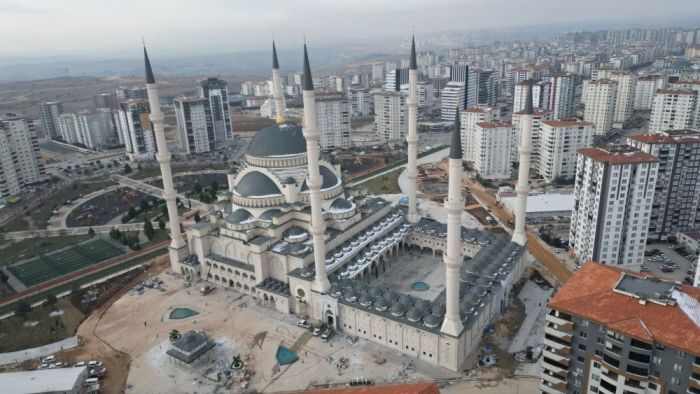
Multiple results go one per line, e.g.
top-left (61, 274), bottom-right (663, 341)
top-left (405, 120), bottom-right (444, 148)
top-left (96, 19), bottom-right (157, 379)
top-left (580, 330), bottom-right (588, 339)
top-left (652, 356), bottom-right (662, 365)
top-left (675, 350), bottom-right (686, 358)
top-left (673, 363), bottom-right (683, 372)
top-left (671, 376), bottom-right (680, 385)
top-left (579, 344), bottom-right (587, 351)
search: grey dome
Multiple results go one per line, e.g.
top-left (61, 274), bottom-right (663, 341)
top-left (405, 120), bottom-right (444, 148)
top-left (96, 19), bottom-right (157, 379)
top-left (406, 308), bottom-right (423, 322)
top-left (301, 166), bottom-right (338, 191)
top-left (413, 299), bottom-right (430, 312)
top-left (398, 294), bottom-right (414, 307)
top-left (260, 209), bottom-right (282, 220)
top-left (389, 303), bottom-right (406, 317)
top-left (330, 198), bottom-right (353, 210)
top-left (235, 171), bottom-right (281, 197)
top-left (226, 209), bottom-right (252, 224)
top-left (286, 226), bottom-right (306, 236)
top-left (367, 287), bottom-right (384, 298)
top-left (382, 290), bottom-right (399, 303)
top-left (358, 294), bottom-right (373, 307)
top-left (423, 314), bottom-right (443, 328)
top-left (431, 303), bottom-right (446, 317)
top-left (373, 298), bottom-right (389, 312)
top-left (247, 122), bottom-right (306, 157)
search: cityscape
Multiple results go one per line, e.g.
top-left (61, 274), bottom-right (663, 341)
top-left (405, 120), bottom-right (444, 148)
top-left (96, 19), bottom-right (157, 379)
top-left (0, 2), bottom-right (700, 394)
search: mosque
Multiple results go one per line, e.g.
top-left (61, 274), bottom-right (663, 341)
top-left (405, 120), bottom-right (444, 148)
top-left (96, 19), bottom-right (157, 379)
top-left (142, 37), bottom-right (534, 371)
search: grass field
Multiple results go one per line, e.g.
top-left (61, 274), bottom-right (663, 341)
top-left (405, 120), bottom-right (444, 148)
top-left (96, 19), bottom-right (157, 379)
top-left (365, 169), bottom-right (403, 194)
top-left (31, 181), bottom-right (118, 229)
top-left (8, 239), bottom-right (124, 287)
top-left (0, 298), bottom-right (85, 353)
top-left (0, 235), bottom-right (92, 267)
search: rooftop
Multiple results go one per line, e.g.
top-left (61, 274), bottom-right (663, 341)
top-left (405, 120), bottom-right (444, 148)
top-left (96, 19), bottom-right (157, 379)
top-left (541, 119), bottom-right (593, 128)
top-left (513, 108), bottom-right (553, 116)
top-left (476, 121), bottom-right (512, 129)
top-left (0, 367), bottom-right (87, 394)
top-left (657, 88), bottom-right (697, 95)
top-left (549, 262), bottom-right (700, 354)
top-left (501, 193), bottom-right (573, 214)
top-left (629, 130), bottom-right (700, 144)
top-left (463, 107), bottom-right (496, 113)
top-left (577, 145), bottom-right (659, 165)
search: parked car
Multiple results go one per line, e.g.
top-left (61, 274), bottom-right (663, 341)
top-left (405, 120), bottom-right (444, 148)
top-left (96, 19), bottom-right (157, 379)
top-left (312, 327), bottom-right (321, 336)
top-left (321, 327), bottom-right (333, 340)
top-left (297, 319), bottom-right (312, 329)
top-left (89, 367), bottom-right (107, 379)
top-left (75, 361), bottom-right (86, 368)
top-left (87, 360), bottom-right (102, 368)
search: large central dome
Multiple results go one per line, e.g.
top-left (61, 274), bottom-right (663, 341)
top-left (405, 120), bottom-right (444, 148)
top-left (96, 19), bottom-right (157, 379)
top-left (247, 122), bottom-right (307, 158)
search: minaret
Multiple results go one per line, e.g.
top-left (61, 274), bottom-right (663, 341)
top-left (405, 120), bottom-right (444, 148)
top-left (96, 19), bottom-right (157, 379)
top-left (271, 40), bottom-right (286, 123)
top-left (143, 46), bottom-right (187, 271)
top-left (301, 43), bottom-right (330, 293)
top-left (512, 81), bottom-right (533, 246)
top-left (440, 111), bottom-right (464, 337)
top-left (406, 36), bottom-right (420, 223)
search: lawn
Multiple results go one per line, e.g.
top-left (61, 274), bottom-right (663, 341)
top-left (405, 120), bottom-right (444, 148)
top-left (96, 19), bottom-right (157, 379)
top-left (8, 239), bottom-right (124, 287)
top-left (3, 216), bottom-right (29, 232)
top-left (0, 298), bottom-right (85, 353)
top-left (365, 169), bottom-right (403, 194)
top-left (0, 235), bottom-right (92, 267)
top-left (31, 181), bottom-right (118, 229)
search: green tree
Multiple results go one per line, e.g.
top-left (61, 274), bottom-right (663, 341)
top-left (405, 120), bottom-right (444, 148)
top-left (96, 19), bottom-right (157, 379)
top-left (210, 180), bottom-right (219, 192)
top-left (123, 163), bottom-right (132, 174)
top-left (14, 301), bottom-right (31, 318)
top-left (109, 228), bottom-right (121, 241)
top-left (128, 206), bottom-right (137, 219)
top-left (193, 182), bottom-right (203, 194)
top-left (88, 227), bottom-right (95, 238)
top-left (194, 212), bottom-right (201, 223)
top-left (158, 219), bottom-right (166, 230)
top-left (45, 294), bottom-right (58, 307)
top-left (144, 220), bottom-right (155, 240)
top-left (139, 199), bottom-right (150, 212)
top-left (0, 270), bottom-right (9, 283)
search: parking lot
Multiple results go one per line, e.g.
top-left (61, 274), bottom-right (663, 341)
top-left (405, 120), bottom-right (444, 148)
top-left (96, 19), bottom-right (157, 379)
top-left (643, 242), bottom-right (697, 283)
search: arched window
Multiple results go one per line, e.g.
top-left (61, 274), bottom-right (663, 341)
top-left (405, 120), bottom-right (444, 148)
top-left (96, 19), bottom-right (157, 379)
top-left (296, 288), bottom-right (306, 298)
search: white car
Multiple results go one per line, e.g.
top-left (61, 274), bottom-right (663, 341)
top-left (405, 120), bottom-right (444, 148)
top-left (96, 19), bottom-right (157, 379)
top-left (75, 361), bottom-right (86, 368)
top-left (87, 360), bottom-right (102, 368)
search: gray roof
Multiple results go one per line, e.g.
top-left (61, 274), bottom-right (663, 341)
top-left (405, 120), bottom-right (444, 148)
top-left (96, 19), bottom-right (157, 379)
top-left (167, 331), bottom-right (214, 364)
top-left (301, 166), bottom-right (338, 191)
top-left (247, 123), bottom-right (306, 157)
top-left (331, 198), bottom-right (353, 210)
top-left (226, 208), bottom-right (252, 224)
top-left (409, 36), bottom-right (417, 70)
top-left (144, 46), bottom-right (155, 84)
top-left (449, 110), bottom-right (462, 159)
top-left (303, 44), bottom-right (314, 91)
top-left (272, 40), bottom-right (280, 69)
top-left (234, 171), bottom-right (281, 196)
top-left (0, 367), bottom-right (88, 394)
top-left (207, 253), bottom-right (255, 272)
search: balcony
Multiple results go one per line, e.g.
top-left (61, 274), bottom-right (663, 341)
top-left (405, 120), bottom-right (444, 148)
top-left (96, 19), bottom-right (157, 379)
top-left (544, 337), bottom-right (571, 355)
top-left (540, 377), bottom-right (566, 394)
top-left (545, 313), bottom-right (574, 331)
top-left (543, 357), bottom-right (569, 375)
top-left (544, 348), bottom-right (570, 366)
top-left (690, 374), bottom-right (700, 390)
top-left (545, 326), bottom-right (573, 343)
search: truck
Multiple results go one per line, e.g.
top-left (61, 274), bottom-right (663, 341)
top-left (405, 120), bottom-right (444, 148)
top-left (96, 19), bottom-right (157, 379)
top-left (200, 285), bottom-right (215, 295)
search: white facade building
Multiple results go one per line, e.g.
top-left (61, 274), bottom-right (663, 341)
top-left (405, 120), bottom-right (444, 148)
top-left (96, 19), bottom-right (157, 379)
top-left (609, 71), bottom-right (637, 127)
top-left (441, 82), bottom-right (465, 121)
top-left (174, 97), bottom-right (215, 154)
top-left (117, 99), bottom-right (156, 161)
top-left (569, 145), bottom-right (659, 269)
top-left (0, 117), bottom-right (45, 199)
top-left (473, 121), bottom-right (513, 180)
top-left (512, 109), bottom-right (554, 169)
top-left (583, 79), bottom-right (618, 135)
top-left (538, 120), bottom-right (594, 183)
top-left (199, 77), bottom-right (233, 144)
top-left (347, 86), bottom-right (373, 116)
top-left (39, 101), bottom-right (64, 139)
top-left (634, 75), bottom-right (665, 110)
top-left (461, 107), bottom-right (500, 162)
top-left (546, 73), bottom-right (576, 119)
top-left (374, 91), bottom-right (407, 144)
top-left (316, 92), bottom-right (351, 149)
top-left (649, 89), bottom-right (698, 132)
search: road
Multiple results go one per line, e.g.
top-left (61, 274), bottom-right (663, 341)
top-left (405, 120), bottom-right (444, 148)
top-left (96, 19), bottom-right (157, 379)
top-left (350, 147), bottom-right (450, 187)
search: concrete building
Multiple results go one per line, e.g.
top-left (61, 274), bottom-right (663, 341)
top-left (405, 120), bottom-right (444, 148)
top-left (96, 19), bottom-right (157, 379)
top-left (513, 109), bottom-right (554, 170)
top-left (199, 77), bottom-right (234, 144)
top-left (540, 262), bottom-right (700, 394)
top-left (0, 117), bottom-right (46, 199)
top-left (538, 120), bottom-right (594, 183)
top-left (0, 366), bottom-right (89, 394)
top-left (569, 145), bottom-right (659, 269)
top-left (315, 92), bottom-right (351, 150)
top-left (649, 89), bottom-right (698, 133)
top-left (39, 101), bottom-right (64, 139)
top-left (117, 99), bottom-right (156, 161)
top-left (95, 92), bottom-right (118, 109)
top-left (374, 90), bottom-right (407, 144)
top-left (166, 330), bottom-right (215, 366)
top-left (501, 192), bottom-right (573, 221)
top-left (347, 86), bottom-right (373, 116)
top-left (583, 79), bottom-right (618, 135)
top-left (400, 81), bottom-right (434, 107)
top-left (677, 229), bottom-right (700, 253)
top-left (472, 121), bottom-right (513, 180)
top-left (385, 68), bottom-right (408, 92)
top-left (116, 86), bottom-right (148, 100)
top-left (634, 75), bottom-right (665, 110)
top-left (174, 97), bottom-right (215, 154)
top-left (461, 107), bottom-right (500, 163)
top-left (475, 69), bottom-right (497, 106)
top-left (546, 73), bottom-right (576, 119)
top-left (628, 130), bottom-right (700, 240)
top-left (609, 72), bottom-right (637, 127)
top-left (58, 110), bottom-right (115, 150)
top-left (441, 82), bottom-right (466, 121)
top-left (514, 81), bottom-right (549, 113)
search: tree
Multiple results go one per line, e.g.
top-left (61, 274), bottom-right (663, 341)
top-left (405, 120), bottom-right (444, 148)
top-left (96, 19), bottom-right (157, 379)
top-left (88, 227), bottom-right (95, 238)
top-left (144, 220), bottom-right (155, 240)
top-left (158, 219), bottom-right (166, 230)
top-left (0, 270), bottom-right (9, 283)
top-left (45, 294), bottom-right (58, 307)
top-left (123, 163), bottom-right (132, 174)
top-left (128, 206), bottom-right (137, 219)
top-left (193, 182), bottom-right (203, 194)
top-left (109, 228), bottom-right (121, 241)
top-left (14, 301), bottom-right (31, 318)
top-left (210, 180), bottom-right (219, 192)
top-left (139, 199), bottom-right (150, 212)
top-left (194, 212), bottom-right (201, 223)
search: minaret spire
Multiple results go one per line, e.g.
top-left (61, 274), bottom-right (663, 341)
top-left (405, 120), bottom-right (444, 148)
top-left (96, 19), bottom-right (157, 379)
top-left (143, 44), bottom-right (188, 272)
top-left (512, 80), bottom-right (534, 246)
top-left (405, 34), bottom-right (420, 223)
top-left (441, 105), bottom-right (464, 337)
top-left (271, 40), bottom-right (286, 123)
top-left (300, 41), bottom-right (330, 293)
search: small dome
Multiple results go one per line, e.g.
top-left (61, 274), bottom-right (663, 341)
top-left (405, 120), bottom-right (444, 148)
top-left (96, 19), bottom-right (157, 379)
top-left (301, 166), bottom-right (339, 191)
top-left (398, 294), bottom-right (414, 307)
top-left (382, 290), bottom-right (399, 304)
top-left (389, 303), bottom-right (406, 317)
top-left (358, 294), bottom-right (373, 307)
top-left (423, 314), bottom-right (443, 328)
top-left (330, 198), bottom-right (353, 210)
top-left (260, 209), bottom-right (282, 220)
top-left (247, 122), bottom-right (306, 157)
top-left (373, 298), bottom-right (389, 312)
top-left (367, 287), bottom-right (384, 298)
top-left (343, 290), bottom-right (358, 303)
top-left (413, 299), bottom-right (430, 312)
top-left (431, 303), bottom-right (446, 317)
top-left (286, 226), bottom-right (306, 236)
top-left (226, 209), bottom-right (252, 224)
top-left (235, 171), bottom-right (281, 197)
top-left (283, 176), bottom-right (296, 184)
top-left (406, 308), bottom-right (423, 322)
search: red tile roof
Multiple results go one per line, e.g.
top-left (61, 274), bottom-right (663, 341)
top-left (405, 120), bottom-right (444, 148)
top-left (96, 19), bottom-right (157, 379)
top-left (541, 119), bottom-right (593, 128)
top-left (294, 382), bottom-right (440, 394)
top-left (476, 121), bottom-right (512, 129)
top-left (577, 145), bottom-right (659, 165)
top-left (656, 89), bottom-right (697, 95)
top-left (628, 130), bottom-right (700, 144)
top-left (549, 262), bottom-right (700, 354)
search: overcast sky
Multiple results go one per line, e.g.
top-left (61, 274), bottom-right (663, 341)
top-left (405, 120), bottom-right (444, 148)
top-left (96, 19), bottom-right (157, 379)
top-left (2, 0), bottom-right (700, 57)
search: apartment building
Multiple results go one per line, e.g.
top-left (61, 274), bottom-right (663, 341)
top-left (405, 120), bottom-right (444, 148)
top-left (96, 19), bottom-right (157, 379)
top-left (569, 145), bottom-right (658, 269)
top-left (373, 90), bottom-right (407, 144)
top-left (513, 108), bottom-right (554, 169)
top-left (174, 97), bottom-right (215, 154)
top-left (116, 99), bottom-right (156, 161)
top-left (315, 92), bottom-right (351, 149)
top-left (461, 107), bottom-right (500, 162)
top-left (472, 121), bottom-right (513, 179)
top-left (0, 117), bottom-right (46, 199)
top-left (39, 101), bottom-right (64, 139)
top-left (649, 89), bottom-right (698, 132)
top-left (538, 120), bottom-right (594, 183)
top-left (583, 79), bottom-right (618, 135)
top-left (634, 75), bottom-right (665, 110)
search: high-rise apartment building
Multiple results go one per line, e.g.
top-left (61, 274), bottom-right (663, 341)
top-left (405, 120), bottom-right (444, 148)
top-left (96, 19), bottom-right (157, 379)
top-left (199, 77), bottom-right (233, 143)
top-left (538, 120), bottom-right (594, 183)
top-left (513, 109), bottom-right (554, 169)
top-left (649, 89), bottom-right (698, 132)
top-left (546, 73), bottom-right (576, 119)
top-left (373, 91), bottom-right (406, 144)
top-left (475, 69), bottom-right (497, 106)
top-left (472, 121), bottom-right (513, 179)
top-left (441, 82), bottom-right (466, 121)
top-left (583, 79), bottom-right (618, 135)
top-left (628, 130), bottom-right (700, 240)
top-left (609, 71), bottom-right (637, 127)
top-left (174, 97), bottom-right (215, 154)
top-left (94, 92), bottom-right (118, 109)
top-left (39, 101), bottom-right (64, 139)
top-left (634, 75), bottom-right (665, 110)
top-left (514, 81), bottom-right (550, 113)
top-left (540, 262), bottom-right (700, 394)
top-left (347, 86), bottom-right (373, 116)
top-left (315, 92), bottom-right (351, 149)
top-left (117, 99), bottom-right (156, 161)
top-left (115, 86), bottom-right (148, 100)
top-left (0, 117), bottom-right (45, 199)
top-left (384, 68), bottom-right (408, 92)
top-left (569, 145), bottom-right (658, 269)
top-left (401, 82), bottom-right (434, 107)
top-left (461, 107), bottom-right (500, 162)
